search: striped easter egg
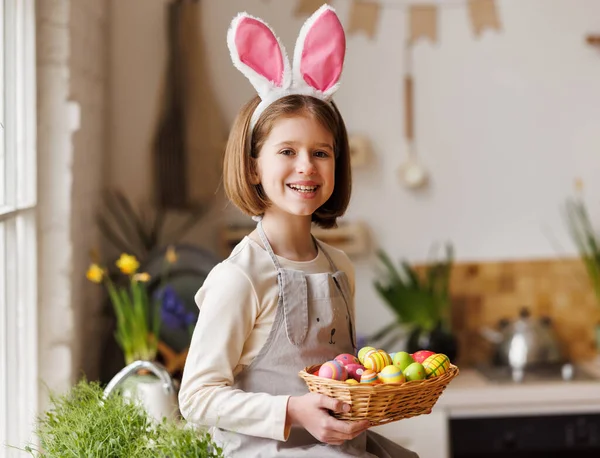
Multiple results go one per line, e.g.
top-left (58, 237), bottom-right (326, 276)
top-left (378, 365), bottom-right (405, 384)
top-left (358, 346), bottom-right (376, 364)
top-left (360, 369), bottom-right (378, 384)
top-left (363, 351), bottom-right (386, 373)
top-left (377, 350), bottom-right (393, 367)
top-left (422, 353), bottom-right (451, 378)
top-left (318, 360), bottom-right (348, 381)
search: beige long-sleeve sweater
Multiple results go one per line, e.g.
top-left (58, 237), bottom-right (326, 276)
top-left (178, 236), bottom-right (354, 441)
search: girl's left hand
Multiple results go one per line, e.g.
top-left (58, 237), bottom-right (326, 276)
top-left (286, 393), bottom-right (370, 445)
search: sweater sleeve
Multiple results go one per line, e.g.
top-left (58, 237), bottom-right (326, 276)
top-left (178, 262), bottom-right (290, 441)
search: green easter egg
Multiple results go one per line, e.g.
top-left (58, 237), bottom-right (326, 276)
top-left (392, 351), bottom-right (415, 372)
top-left (404, 362), bottom-right (426, 381)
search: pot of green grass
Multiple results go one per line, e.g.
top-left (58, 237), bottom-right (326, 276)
top-left (14, 379), bottom-right (222, 457)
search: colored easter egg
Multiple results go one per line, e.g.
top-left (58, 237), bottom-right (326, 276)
top-left (345, 363), bottom-right (366, 382)
top-left (358, 346), bottom-right (376, 364)
top-left (335, 353), bottom-right (360, 366)
top-left (393, 351), bottom-right (415, 371)
top-left (378, 365), bottom-right (406, 384)
top-left (318, 360), bottom-right (347, 381)
top-left (412, 350), bottom-right (436, 364)
top-left (345, 379), bottom-right (359, 385)
top-left (360, 369), bottom-right (378, 384)
top-left (363, 351), bottom-right (386, 373)
top-left (423, 354), bottom-right (451, 378)
top-left (404, 362), bottom-right (426, 381)
top-left (377, 350), bottom-right (393, 367)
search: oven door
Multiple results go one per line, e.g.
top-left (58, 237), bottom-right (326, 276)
top-left (450, 413), bottom-right (600, 458)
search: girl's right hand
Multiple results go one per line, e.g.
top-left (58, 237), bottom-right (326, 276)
top-left (286, 393), bottom-right (370, 445)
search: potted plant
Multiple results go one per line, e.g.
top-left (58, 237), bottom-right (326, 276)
top-left (13, 379), bottom-right (222, 457)
top-left (565, 194), bottom-right (600, 354)
top-left (372, 243), bottom-right (457, 360)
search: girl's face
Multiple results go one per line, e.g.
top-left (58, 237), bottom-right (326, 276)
top-left (254, 113), bottom-right (335, 220)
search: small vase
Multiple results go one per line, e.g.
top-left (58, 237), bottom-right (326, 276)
top-left (406, 322), bottom-right (458, 362)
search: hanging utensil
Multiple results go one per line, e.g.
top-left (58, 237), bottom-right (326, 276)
top-left (398, 74), bottom-right (428, 189)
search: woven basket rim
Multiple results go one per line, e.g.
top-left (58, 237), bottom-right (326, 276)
top-left (298, 363), bottom-right (459, 390)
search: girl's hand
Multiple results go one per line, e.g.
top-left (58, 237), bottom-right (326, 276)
top-left (286, 393), bottom-right (370, 445)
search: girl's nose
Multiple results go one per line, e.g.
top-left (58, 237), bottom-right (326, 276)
top-left (296, 153), bottom-right (316, 175)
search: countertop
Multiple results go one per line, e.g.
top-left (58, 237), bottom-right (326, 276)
top-left (438, 361), bottom-right (600, 418)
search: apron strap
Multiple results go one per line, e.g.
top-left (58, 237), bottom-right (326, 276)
top-left (257, 219), bottom-right (282, 270)
top-left (313, 238), bottom-right (338, 272)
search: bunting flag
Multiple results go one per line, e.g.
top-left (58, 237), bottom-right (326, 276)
top-left (468, 0), bottom-right (501, 36)
top-left (409, 5), bottom-right (438, 44)
top-left (291, 0), bottom-right (501, 41)
top-left (294, 0), bottom-right (324, 18)
top-left (348, 1), bottom-right (381, 40)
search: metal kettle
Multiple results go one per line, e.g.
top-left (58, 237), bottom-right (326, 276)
top-left (481, 307), bottom-right (563, 371)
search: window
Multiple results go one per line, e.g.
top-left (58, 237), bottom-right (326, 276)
top-left (0, 0), bottom-right (37, 454)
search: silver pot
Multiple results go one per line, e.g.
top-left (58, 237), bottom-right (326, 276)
top-left (480, 307), bottom-right (563, 372)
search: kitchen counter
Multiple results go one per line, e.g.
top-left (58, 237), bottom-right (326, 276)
top-left (373, 361), bottom-right (600, 458)
top-left (439, 364), bottom-right (600, 418)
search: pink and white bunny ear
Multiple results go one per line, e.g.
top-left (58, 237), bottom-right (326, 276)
top-left (227, 12), bottom-right (292, 100)
top-left (292, 4), bottom-right (346, 99)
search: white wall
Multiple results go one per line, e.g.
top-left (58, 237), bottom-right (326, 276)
top-left (37, 0), bottom-right (108, 402)
top-left (109, 0), bottom-right (600, 335)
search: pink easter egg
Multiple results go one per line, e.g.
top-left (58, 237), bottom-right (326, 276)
top-left (345, 363), bottom-right (366, 382)
top-left (335, 353), bottom-right (360, 366)
top-left (318, 360), bottom-right (348, 381)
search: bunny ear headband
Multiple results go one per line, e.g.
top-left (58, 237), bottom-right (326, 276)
top-left (227, 3), bottom-right (346, 129)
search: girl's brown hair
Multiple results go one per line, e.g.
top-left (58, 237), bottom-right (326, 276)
top-left (223, 94), bottom-right (351, 229)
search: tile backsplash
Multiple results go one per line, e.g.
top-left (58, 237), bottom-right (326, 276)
top-left (447, 257), bottom-right (600, 366)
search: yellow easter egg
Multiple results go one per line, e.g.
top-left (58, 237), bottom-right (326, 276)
top-left (364, 351), bottom-right (385, 373)
top-left (377, 350), bottom-right (393, 367)
top-left (378, 365), bottom-right (405, 384)
top-left (422, 353), bottom-right (451, 378)
top-left (358, 346), bottom-right (376, 364)
top-left (345, 379), bottom-right (359, 385)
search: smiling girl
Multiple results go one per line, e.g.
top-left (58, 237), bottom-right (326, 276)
top-left (178, 5), bottom-right (418, 457)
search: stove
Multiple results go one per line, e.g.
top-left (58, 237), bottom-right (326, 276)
top-left (476, 363), bottom-right (599, 384)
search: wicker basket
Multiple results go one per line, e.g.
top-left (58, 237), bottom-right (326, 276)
top-left (298, 364), bottom-right (459, 426)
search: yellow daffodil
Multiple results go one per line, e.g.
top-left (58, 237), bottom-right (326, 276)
top-left (165, 245), bottom-right (178, 264)
top-left (133, 272), bottom-right (151, 283)
top-left (86, 264), bottom-right (104, 283)
top-left (116, 253), bottom-right (140, 275)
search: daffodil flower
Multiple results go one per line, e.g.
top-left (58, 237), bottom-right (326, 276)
top-left (133, 272), bottom-right (151, 283)
top-left (165, 246), bottom-right (178, 264)
top-left (86, 264), bottom-right (104, 283)
top-left (116, 253), bottom-right (140, 275)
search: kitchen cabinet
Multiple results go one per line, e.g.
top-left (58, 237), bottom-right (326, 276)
top-left (374, 365), bottom-right (600, 458)
top-left (373, 410), bottom-right (449, 458)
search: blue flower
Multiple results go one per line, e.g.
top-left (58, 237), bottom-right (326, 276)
top-left (158, 286), bottom-right (192, 330)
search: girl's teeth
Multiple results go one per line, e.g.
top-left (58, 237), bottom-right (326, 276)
top-left (289, 185), bottom-right (317, 192)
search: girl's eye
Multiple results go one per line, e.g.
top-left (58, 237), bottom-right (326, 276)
top-left (314, 150), bottom-right (330, 158)
top-left (280, 149), bottom-right (295, 156)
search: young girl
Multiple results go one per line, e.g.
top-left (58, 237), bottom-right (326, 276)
top-left (179, 5), bottom-right (418, 457)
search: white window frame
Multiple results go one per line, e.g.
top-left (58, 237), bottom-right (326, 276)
top-left (0, 0), bottom-right (37, 454)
